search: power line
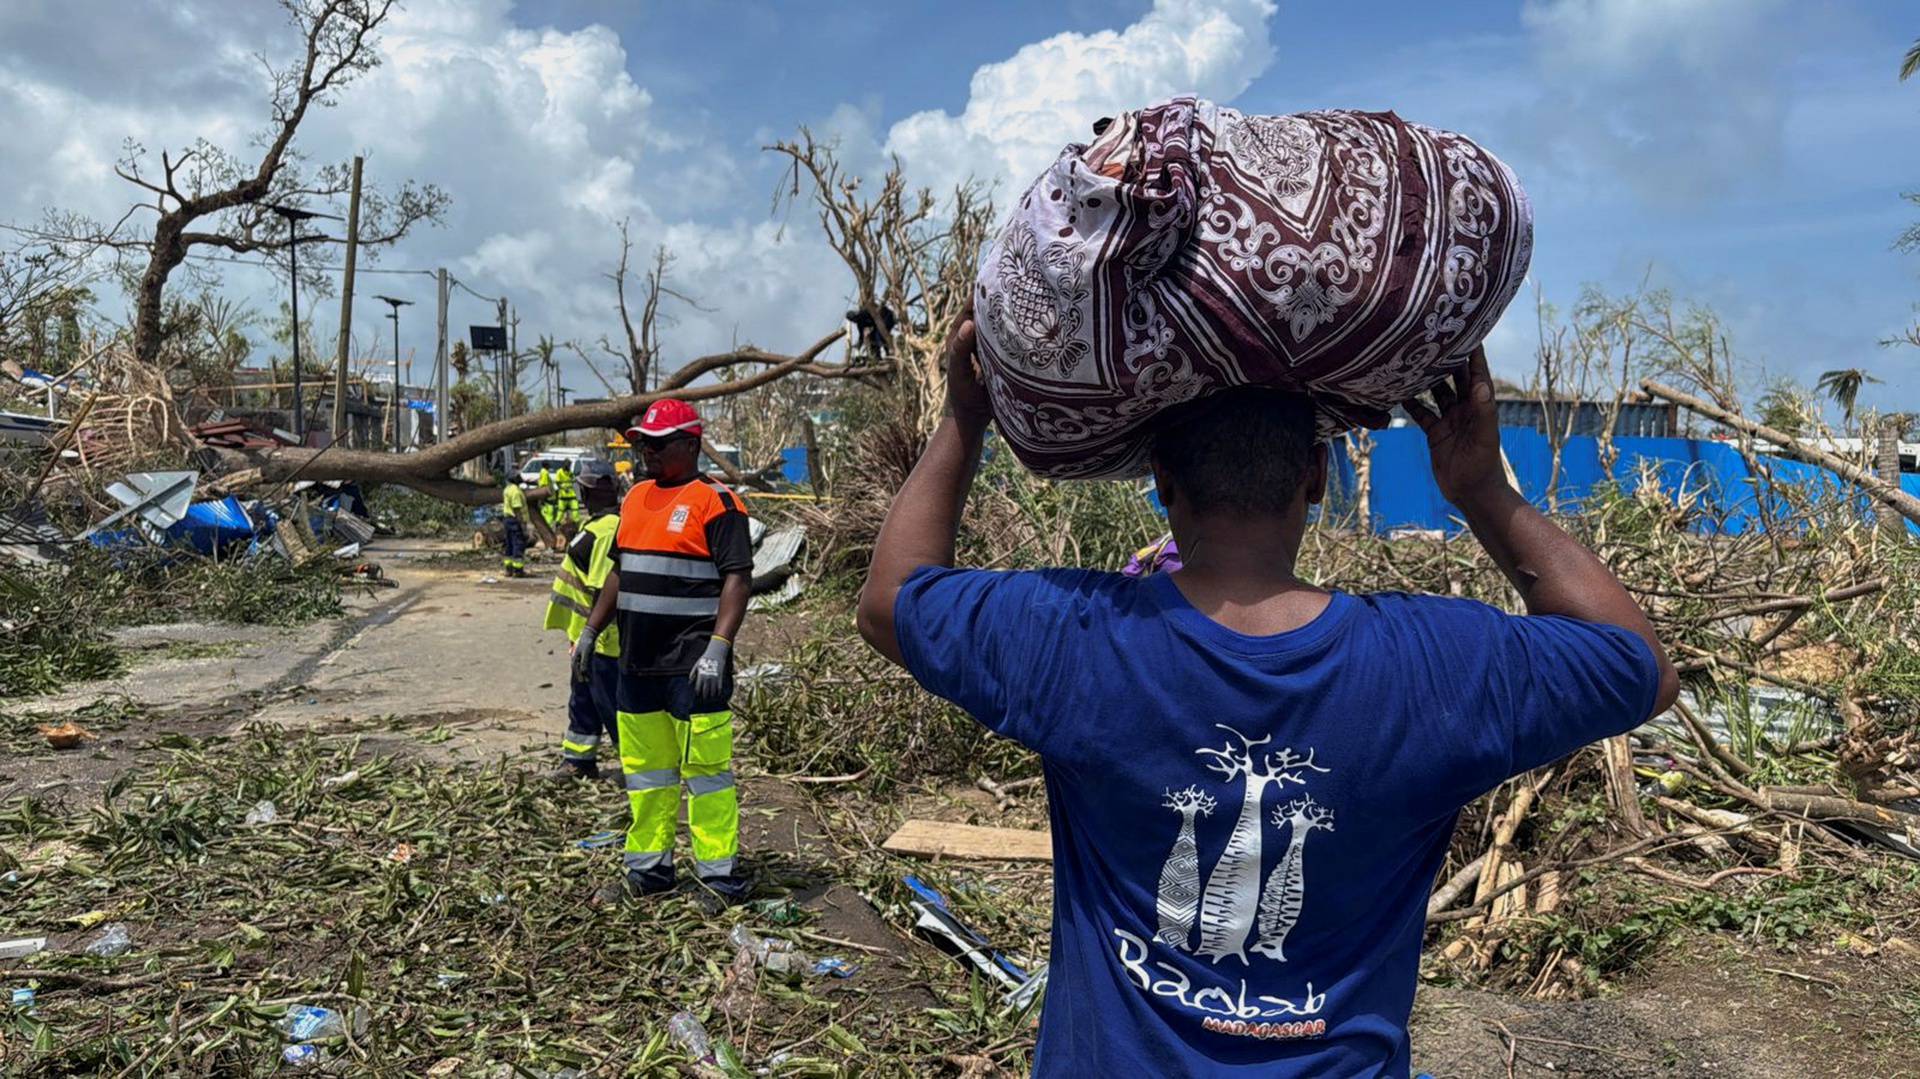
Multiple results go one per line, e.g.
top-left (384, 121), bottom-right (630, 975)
top-left (1, 220), bottom-right (496, 290)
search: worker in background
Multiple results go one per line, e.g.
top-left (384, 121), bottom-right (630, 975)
top-left (537, 466), bottom-right (560, 534)
top-left (578, 398), bottom-right (753, 909)
top-left (545, 471), bottom-right (623, 780)
top-left (554, 464), bottom-right (582, 537)
top-left (499, 473), bottom-right (531, 578)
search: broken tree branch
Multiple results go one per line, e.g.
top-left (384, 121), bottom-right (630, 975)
top-left (211, 331), bottom-right (849, 502)
top-left (1641, 379), bottom-right (1920, 527)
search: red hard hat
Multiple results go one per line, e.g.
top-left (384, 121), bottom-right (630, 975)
top-left (628, 399), bottom-right (702, 440)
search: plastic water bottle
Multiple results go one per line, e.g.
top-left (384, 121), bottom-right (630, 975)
top-left (83, 924), bottom-right (131, 958)
top-left (667, 1011), bottom-right (717, 1064)
top-left (282, 1044), bottom-right (324, 1067)
top-left (277, 1005), bottom-right (346, 1041)
top-left (727, 926), bottom-right (807, 975)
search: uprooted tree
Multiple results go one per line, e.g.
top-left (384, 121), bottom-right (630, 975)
top-left (30, 0), bottom-right (446, 369)
top-left (203, 132), bottom-right (992, 502)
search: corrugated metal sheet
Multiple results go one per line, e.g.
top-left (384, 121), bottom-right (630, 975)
top-left (1496, 398), bottom-right (1676, 438)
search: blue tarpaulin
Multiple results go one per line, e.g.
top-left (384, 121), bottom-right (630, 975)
top-left (780, 447), bottom-right (810, 486)
top-left (1324, 426), bottom-right (1918, 537)
top-left (89, 496), bottom-right (267, 557)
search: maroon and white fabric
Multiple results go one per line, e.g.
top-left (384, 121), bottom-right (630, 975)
top-left (973, 97), bottom-right (1532, 480)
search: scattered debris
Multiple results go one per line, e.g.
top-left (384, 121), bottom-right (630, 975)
top-left (902, 876), bottom-right (1037, 999)
top-left (81, 923), bottom-right (131, 958)
top-left (0, 938), bottom-right (47, 961)
top-left (244, 800), bottom-right (280, 825)
top-left (82, 469), bottom-right (199, 540)
top-left (883, 819), bottom-right (1053, 862)
top-left (0, 508), bottom-right (71, 565)
top-left (37, 721), bottom-right (90, 750)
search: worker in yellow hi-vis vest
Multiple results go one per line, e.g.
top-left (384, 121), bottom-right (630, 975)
top-left (499, 477), bottom-right (531, 578)
top-left (537, 466), bottom-right (560, 531)
top-left (543, 472), bottom-right (623, 780)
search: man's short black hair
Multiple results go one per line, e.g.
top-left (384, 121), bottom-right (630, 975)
top-left (1150, 388), bottom-right (1317, 516)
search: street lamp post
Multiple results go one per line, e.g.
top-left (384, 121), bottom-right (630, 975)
top-left (265, 204), bottom-right (340, 443)
top-left (375, 295), bottom-right (416, 452)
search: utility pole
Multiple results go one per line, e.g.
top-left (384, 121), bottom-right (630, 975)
top-left (496, 296), bottom-right (511, 470)
top-left (265, 204), bottom-right (337, 443)
top-left (331, 155), bottom-right (363, 447)
top-left (434, 269), bottom-right (448, 444)
top-left (375, 295), bottom-right (415, 451)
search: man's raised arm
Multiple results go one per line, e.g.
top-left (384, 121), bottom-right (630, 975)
top-left (1407, 348), bottom-right (1680, 715)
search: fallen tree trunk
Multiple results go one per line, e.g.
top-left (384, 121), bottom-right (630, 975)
top-left (208, 332), bottom-right (863, 503)
top-left (1641, 379), bottom-right (1920, 528)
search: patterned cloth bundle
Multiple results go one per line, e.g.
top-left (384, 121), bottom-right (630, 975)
top-left (973, 97), bottom-right (1533, 480)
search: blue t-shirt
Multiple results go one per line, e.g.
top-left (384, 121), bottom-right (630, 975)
top-left (894, 568), bottom-right (1660, 1078)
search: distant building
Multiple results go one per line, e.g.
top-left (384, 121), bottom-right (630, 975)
top-left (1494, 393), bottom-right (1678, 439)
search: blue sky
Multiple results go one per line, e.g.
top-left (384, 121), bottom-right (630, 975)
top-left (3, 0), bottom-right (1918, 415)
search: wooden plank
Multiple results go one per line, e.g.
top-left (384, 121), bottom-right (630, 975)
top-left (881, 819), bottom-right (1053, 862)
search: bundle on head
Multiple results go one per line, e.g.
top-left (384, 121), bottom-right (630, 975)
top-left (974, 97), bottom-right (1532, 479)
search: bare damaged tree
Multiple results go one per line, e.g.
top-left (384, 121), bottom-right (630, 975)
top-left (603, 220), bottom-right (700, 394)
top-left (768, 130), bottom-right (992, 434)
top-left (37, 0), bottom-right (446, 368)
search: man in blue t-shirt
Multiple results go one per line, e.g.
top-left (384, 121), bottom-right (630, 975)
top-left (855, 313), bottom-right (1679, 1078)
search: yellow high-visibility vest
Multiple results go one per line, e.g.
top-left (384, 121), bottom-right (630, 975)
top-left (544, 513), bottom-right (621, 656)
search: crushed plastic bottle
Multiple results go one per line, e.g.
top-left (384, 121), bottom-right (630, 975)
top-left (282, 1043), bottom-right (324, 1068)
top-left (748, 897), bottom-right (805, 925)
top-left (667, 1010), bottom-right (718, 1065)
top-left (277, 1004), bottom-right (350, 1041)
top-left (245, 800), bottom-right (279, 825)
top-left (83, 924), bottom-right (131, 958)
top-left (726, 925), bottom-right (809, 975)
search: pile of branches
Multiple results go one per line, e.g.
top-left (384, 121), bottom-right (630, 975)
top-left (1302, 460), bottom-right (1920, 995)
top-left (793, 406), bottom-right (1160, 579)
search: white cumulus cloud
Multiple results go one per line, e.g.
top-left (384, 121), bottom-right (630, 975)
top-left (884, 0), bottom-right (1277, 201)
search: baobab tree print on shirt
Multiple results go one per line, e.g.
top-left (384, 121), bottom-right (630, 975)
top-left (1252, 795), bottom-right (1335, 962)
top-left (1175, 725), bottom-right (1329, 965)
top-left (1155, 786), bottom-right (1217, 950)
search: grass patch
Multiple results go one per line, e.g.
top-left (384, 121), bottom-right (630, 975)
top-left (0, 550), bottom-right (343, 698)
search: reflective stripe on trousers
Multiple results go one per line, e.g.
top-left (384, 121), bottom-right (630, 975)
top-left (614, 707), bottom-right (737, 881)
